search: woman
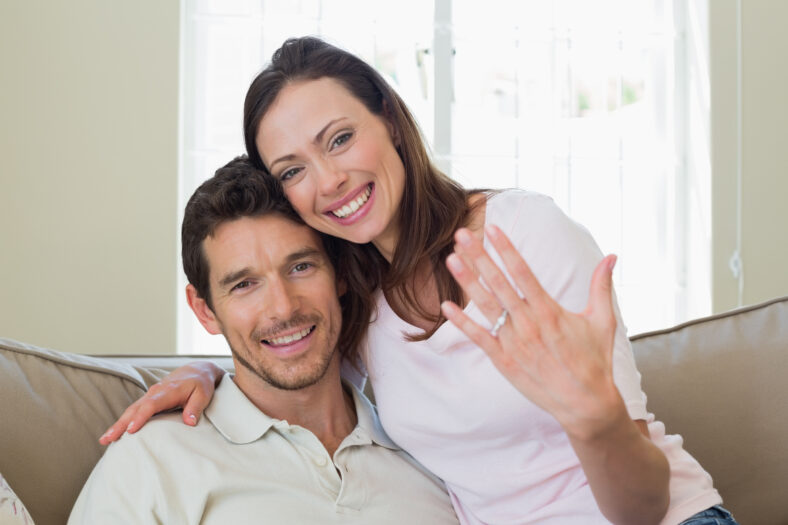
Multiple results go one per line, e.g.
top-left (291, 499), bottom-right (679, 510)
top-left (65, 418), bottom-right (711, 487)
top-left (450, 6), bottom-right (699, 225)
top-left (103, 37), bottom-right (735, 525)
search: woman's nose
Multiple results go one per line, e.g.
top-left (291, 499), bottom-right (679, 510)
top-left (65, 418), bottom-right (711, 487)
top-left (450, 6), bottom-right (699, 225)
top-left (314, 158), bottom-right (349, 195)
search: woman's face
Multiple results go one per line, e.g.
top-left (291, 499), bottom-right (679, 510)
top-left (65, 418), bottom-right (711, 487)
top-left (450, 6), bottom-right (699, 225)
top-left (256, 77), bottom-right (406, 260)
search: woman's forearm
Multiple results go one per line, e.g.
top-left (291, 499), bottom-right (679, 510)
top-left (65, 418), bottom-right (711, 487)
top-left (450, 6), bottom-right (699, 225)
top-left (567, 411), bottom-right (670, 525)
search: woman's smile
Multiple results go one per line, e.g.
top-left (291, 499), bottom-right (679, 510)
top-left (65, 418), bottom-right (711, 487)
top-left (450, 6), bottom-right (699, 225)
top-left (324, 182), bottom-right (374, 222)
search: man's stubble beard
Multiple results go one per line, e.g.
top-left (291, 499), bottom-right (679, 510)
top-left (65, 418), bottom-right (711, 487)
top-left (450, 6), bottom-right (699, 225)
top-left (226, 316), bottom-right (340, 391)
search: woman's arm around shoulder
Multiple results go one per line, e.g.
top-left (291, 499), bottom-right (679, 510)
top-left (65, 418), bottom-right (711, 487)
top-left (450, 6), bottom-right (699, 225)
top-left (99, 361), bottom-right (225, 445)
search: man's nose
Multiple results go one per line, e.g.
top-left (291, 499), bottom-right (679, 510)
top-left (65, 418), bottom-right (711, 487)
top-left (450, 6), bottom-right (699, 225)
top-left (265, 278), bottom-right (300, 320)
top-left (314, 157), bottom-right (349, 196)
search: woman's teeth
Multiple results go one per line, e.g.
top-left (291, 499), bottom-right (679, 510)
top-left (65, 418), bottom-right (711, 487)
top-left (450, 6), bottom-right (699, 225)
top-left (331, 185), bottom-right (372, 218)
top-left (265, 327), bottom-right (313, 346)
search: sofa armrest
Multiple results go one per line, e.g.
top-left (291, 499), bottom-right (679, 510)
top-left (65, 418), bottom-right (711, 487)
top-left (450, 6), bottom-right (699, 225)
top-left (631, 296), bottom-right (788, 525)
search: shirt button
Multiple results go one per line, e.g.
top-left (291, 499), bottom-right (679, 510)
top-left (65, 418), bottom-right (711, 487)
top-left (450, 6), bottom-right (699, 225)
top-left (314, 456), bottom-right (328, 467)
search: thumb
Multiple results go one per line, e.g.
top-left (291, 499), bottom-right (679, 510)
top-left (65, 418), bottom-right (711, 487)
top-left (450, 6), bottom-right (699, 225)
top-left (587, 254), bottom-right (617, 327)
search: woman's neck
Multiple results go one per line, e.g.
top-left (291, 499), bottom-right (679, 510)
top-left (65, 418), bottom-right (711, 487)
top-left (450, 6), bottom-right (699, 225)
top-left (372, 227), bottom-right (399, 262)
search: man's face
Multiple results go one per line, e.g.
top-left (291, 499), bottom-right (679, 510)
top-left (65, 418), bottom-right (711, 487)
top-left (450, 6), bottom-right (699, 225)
top-left (188, 214), bottom-right (343, 391)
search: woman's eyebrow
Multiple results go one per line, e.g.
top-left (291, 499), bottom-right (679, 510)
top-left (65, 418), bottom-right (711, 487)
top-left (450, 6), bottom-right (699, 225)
top-left (313, 118), bottom-right (346, 145)
top-left (269, 118), bottom-right (348, 169)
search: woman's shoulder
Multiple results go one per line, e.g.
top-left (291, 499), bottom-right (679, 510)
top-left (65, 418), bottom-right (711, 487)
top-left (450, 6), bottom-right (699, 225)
top-left (486, 189), bottom-right (572, 232)
top-left (487, 188), bottom-right (559, 212)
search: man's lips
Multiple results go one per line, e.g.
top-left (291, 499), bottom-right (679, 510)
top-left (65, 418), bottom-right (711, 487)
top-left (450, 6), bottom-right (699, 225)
top-left (262, 325), bottom-right (315, 347)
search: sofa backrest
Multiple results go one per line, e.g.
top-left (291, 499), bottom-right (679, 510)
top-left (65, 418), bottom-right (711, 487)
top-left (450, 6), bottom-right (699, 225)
top-left (1, 295), bottom-right (786, 525)
top-left (631, 295), bottom-right (788, 525)
top-left (0, 338), bottom-right (233, 525)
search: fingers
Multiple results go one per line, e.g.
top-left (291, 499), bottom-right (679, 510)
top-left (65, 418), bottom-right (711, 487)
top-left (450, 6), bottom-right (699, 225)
top-left (98, 381), bottom-right (198, 445)
top-left (99, 403), bottom-right (139, 445)
top-left (182, 388), bottom-right (211, 426)
top-left (586, 254), bottom-right (618, 331)
top-left (484, 225), bottom-right (551, 305)
top-left (452, 229), bottom-right (523, 321)
top-left (445, 253), bottom-right (502, 322)
top-left (440, 300), bottom-right (507, 363)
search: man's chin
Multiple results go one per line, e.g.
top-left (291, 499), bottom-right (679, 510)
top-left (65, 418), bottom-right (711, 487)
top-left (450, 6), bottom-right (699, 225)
top-left (232, 350), bottom-right (336, 392)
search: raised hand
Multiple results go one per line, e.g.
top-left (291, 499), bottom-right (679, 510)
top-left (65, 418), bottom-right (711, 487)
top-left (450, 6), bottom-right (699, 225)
top-left (440, 224), bottom-right (625, 441)
top-left (99, 361), bottom-right (225, 445)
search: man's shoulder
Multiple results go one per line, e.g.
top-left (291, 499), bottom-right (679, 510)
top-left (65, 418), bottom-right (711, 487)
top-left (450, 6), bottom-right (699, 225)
top-left (108, 411), bottom-right (220, 458)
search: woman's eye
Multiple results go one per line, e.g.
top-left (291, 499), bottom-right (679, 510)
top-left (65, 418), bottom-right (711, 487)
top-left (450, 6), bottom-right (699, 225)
top-left (280, 167), bottom-right (302, 182)
top-left (330, 132), bottom-right (352, 150)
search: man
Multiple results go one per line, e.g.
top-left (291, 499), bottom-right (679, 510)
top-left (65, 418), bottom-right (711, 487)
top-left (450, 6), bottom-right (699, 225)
top-left (68, 157), bottom-right (458, 524)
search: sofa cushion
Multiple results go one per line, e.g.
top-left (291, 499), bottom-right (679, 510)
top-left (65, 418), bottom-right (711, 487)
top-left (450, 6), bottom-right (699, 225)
top-left (0, 338), bottom-right (233, 525)
top-left (631, 295), bottom-right (788, 525)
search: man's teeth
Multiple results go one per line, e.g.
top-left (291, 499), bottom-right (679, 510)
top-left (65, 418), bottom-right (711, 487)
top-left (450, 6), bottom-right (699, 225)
top-left (266, 327), bottom-right (312, 345)
top-left (331, 185), bottom-right (371, 218)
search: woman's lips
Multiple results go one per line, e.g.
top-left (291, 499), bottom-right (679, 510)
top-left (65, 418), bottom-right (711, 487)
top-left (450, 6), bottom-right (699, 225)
top-left (325, 183), bottom-right (375, 225)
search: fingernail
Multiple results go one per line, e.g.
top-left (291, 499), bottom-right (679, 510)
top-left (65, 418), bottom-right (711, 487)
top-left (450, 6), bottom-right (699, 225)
top-left (456, 229), bottom-right (472, 245)
top-left (127, 421), bottom-right (135, 432)
top-left (188, 413), bottom-right (197, 425)
top-left (608, 255), bottom-right (618, 272)
top-left (446, 254), bottom-right (462, 272)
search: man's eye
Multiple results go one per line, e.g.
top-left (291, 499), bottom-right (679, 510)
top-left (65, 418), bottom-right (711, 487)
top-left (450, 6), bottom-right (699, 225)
top-left (293, 262), bottom-right (313, 273)
top-left (330, 132), bottom-right (352, 150)
top-left (232, 280), bottom-right (252, 291)
top-left (280, 167), bottom-right (302, 182)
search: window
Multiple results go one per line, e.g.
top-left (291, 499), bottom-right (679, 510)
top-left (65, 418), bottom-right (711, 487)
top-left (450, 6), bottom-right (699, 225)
top-left (179, 0), bottom-right (710, 354)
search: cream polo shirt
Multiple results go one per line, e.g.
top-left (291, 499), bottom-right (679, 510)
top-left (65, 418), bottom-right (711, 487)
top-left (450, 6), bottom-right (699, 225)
top-left (68, 375), bottom-right (458, 525)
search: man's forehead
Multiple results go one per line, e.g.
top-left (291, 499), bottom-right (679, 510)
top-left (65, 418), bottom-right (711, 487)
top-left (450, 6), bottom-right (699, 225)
top-left (206, 214), bottom-right (325, 268)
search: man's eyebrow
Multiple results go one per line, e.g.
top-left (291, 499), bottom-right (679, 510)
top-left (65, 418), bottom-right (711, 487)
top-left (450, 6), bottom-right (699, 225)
top-left (218, 267), bottom-right (252, 290)
top-left (216, 248), bottom-right (324, 290)
top-left (269, 118), bottom-right (346, 170)
top-left (284, 247), bottom-right (325, 265)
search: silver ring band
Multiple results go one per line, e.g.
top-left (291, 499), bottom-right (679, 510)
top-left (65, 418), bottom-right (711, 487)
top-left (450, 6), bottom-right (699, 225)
top-left (489, 309), bottom-right (509, 337)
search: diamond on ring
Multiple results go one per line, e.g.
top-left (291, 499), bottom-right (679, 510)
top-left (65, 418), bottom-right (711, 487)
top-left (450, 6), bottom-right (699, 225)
top-left (489, 309), bottom-right (509, 337)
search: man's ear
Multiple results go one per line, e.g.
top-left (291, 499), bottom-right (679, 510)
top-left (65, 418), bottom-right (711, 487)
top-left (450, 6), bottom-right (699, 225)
top-left (186, 284), bottom-right (222, 335)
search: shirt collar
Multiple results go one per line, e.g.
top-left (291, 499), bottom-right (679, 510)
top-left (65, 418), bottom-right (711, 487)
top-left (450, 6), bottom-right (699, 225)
top-left (346, 380), bottom-right (400, 451)
top-left (204, 374), bottom-right (276, 444)
top-left (204, 374), bottom-right (400, 451)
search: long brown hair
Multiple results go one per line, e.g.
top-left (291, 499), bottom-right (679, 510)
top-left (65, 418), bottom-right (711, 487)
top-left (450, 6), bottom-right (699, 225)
top-left (243, 37), bottom-right (486, 341)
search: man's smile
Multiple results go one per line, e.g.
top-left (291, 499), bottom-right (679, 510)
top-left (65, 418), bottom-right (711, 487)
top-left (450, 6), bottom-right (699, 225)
top-left (263, 325), bottom-right (316, 346)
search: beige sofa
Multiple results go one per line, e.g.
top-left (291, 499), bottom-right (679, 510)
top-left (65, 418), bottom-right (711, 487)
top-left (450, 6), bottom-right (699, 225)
top-left (1, 296), bottom-right (787, 525)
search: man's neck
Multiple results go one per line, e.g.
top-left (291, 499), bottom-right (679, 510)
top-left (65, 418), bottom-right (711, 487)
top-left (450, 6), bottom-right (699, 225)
top-left (232, 360), bottom-right (357, 457)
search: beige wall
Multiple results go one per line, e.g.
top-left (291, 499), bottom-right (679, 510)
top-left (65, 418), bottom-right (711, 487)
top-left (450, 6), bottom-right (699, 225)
top-left (0, 1), bottom-right (180, 355)
top-left (711, 0), bottom-right (788, 312)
